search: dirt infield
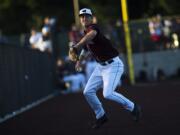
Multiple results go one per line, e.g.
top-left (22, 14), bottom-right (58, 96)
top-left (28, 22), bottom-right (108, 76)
top-left (0, 80), bottom-right (180, 135)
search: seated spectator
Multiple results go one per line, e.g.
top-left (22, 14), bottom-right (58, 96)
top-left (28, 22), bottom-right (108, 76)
top-left (29, 27), bottom-right (42, 49)
top-left (68, 24), bottom-right (83, 46)
top-left (63, 72), bottom-right (86, 93)
top-left (36, 26), bottom-right (53, 53)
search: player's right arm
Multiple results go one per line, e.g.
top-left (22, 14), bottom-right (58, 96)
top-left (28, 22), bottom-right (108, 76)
top-left (74, 30), bottom-right (97, 49)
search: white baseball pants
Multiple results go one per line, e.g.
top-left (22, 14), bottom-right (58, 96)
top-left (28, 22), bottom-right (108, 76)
top-left (83, 56), bottom-right (134, 119)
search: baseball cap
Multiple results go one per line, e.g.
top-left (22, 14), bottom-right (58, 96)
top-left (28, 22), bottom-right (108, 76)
top-left (79, 8), bottom-right (92, 16)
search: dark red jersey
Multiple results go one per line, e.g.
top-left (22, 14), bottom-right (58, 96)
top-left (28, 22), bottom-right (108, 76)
top-left (84, 24), bottom-right (119, 62)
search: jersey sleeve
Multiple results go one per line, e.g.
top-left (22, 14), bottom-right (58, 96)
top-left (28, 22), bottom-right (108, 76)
top-left (86, 24), bottom-right (99, 41)
top-left (88, 24), bottom-right (99, 32)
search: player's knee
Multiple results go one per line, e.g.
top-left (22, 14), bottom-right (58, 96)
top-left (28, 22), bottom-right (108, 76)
top-left (103, 92), bottom-right (112, 99)
top-left (83, 90), bottom-right (88, 96)
top-left (83, 88), bottom-right (96, 97)
top-left (83, 89), bottom-right (90, 96)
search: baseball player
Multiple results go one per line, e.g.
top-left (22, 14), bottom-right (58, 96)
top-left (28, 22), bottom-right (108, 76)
top-left (69, 8), bottom-right (142, 129)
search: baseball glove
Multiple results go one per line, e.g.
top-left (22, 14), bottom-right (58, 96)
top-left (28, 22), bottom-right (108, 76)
top-left (68, 47), bottom-right (79, 62)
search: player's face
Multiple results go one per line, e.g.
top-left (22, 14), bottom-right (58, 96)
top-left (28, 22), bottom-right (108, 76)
top-left (79, 14), bottom-right (93, 27)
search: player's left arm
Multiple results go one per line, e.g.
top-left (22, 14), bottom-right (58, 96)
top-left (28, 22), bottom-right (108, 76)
top-left (74, 30), bottom-right (97, 49)
top-left (78, 49), bottom-right (90, 61)
top-left (75, 49), bottom-right (89, 72)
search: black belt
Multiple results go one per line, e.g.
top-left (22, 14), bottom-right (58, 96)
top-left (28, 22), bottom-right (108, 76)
top-left (99, 59), bottom-right (114, 66)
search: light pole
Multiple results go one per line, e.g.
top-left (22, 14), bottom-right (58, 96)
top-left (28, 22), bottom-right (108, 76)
top-left (121, 0), bottom-right (135, 85)
top-left (73, 0), bottom-right (80, 27)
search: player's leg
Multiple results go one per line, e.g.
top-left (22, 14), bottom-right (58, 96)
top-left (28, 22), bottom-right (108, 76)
top-left (102, 58), bottom-right (142, 121)
top-left (83, 66), bottom-right (104, 119)
top-left (102, 58), bottom-right (134, 111)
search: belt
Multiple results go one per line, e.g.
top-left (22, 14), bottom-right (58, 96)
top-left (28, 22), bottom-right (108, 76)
top-left (99, 59), bottom-right (114, 66)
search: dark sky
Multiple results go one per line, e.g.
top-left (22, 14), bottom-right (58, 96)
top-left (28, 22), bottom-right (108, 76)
top-left (128, 0), bottom-right (150, 19)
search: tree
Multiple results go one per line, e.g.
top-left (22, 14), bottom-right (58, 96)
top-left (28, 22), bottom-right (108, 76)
top-left (146, 0), bottom-right (180, 16)
top-left (0, 0), bottom-right (179, 34)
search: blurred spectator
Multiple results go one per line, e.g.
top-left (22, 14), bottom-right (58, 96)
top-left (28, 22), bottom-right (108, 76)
top-left (68, 24), bottom-right (83, 46)
top-left (29, 27), bottom-right (42, 49)
top-left (104, 21), bottom-right (119, 50)
top-left (40, 26), bottom-right (52, 53)
top-left (49, 17), bottom-right (59, 59)
top-left (56, 58), bottom-right (66, 79)
top-left (55, 58), bottom-right (67, 90)
top-left (171, 33), bottom-right (179, 49)
top-left (162, 18), bottom-right (172, 49)
top-left (43, 16), bottom-right (58, 35)
top-left (29, 26), bottom-right (53, 53)
top-left (171, 17), bottom-right (180, 49)
top-left (148, 15), bottom-right (164, 50)
top-left (55, 56), bottom-right (86, 93)
top-left (40, 16), bottom-right (59, 55)
top-left (63, 72), bottom-right (86, 93)
top-left (43, 16), bottom-right (51, 29)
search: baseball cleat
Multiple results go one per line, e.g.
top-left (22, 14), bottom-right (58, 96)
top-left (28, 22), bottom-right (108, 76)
top-left (91, 114), bottom-right (108, 129)
top-left (131, 104), bottom-right (142, 122)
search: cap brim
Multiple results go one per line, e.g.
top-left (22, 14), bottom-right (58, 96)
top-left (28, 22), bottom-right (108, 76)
top-left (79, 13), bottom-right (92, 16)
